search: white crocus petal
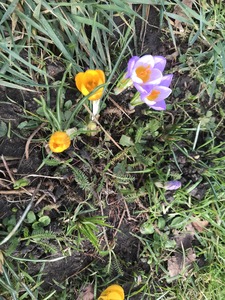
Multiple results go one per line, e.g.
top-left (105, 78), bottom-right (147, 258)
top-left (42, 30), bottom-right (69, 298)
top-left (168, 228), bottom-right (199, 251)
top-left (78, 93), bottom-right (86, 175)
top-left (134, 55), bottom-right (154, 68)
top-left (92, 99), bottom-right (101, 119)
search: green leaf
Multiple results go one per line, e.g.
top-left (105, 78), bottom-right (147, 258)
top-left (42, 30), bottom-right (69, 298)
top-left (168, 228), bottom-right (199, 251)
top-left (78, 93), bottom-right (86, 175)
top-left (17, 121), bottom-right (28, 129)
top-left (27, 211), bottom-right (36, 224)
top-left (140, 222), bottom-right (155, 235)
top-left (13, 178), bottom-right (30, 189)
top-left (170, 216), bottom-right (187, 229)
top-left (64, 100), bottom-right (73, 110)
top-left (0, 121), bottom-right (7, 137)
top-left (44, 159), bottom-right (62, 167)
top-left (0, 0), bottom-right (20, 25)
top-left (39, 216), bottom-right (51, 227)
top-left (158, 217), bottom-right (166, 230)
top-left (119, 135), bottom-right (134, 147)
top-left (165, 240), bottom-right (177, 249)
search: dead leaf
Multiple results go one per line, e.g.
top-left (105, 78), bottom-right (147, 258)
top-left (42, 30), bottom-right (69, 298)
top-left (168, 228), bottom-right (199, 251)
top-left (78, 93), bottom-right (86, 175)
top-left (185, 222), bottom-right (196, 235)
top-left (166, 51), bottom-right (179, 61)
top-left (168, 248), bottom-right (196, 278)
top-left (173, 0), bottom-right (194, 32)
top-left (186, 218), bottom-right (209, 234)
top-left (174, 232), bottom-right (194, 249)
top-left (168, 253), bottom-right (183, 277)
top-left (0, 251), bottom-right (4, 274)
top-left (192, 219), bottom-right (209, 233)
top-left (76, 284), bottom-right (94, 300)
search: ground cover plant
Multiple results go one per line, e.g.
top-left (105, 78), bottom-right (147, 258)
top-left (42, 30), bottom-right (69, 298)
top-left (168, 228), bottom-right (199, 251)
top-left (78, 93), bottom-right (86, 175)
top-left (0, 0), bottom-right (225, 299)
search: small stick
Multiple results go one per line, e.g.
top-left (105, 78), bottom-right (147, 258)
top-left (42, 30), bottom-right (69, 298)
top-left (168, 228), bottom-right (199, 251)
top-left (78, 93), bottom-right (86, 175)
top-left (0, 188), bottom-right (34, 195)
top-left (83, 103), bottom-right (123, 151)
top-left (1, 155), bottom-right (15, 183)
top-left (0, 183), bottom-right (41, 246)
top-left (25, 123), bottom-right (46, 160)
top-left (109, 96), bottom-right (132, 120)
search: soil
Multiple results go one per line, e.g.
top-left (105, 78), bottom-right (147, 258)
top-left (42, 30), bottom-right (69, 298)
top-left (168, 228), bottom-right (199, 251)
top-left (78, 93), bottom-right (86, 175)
top-left (0, 5), bottom-right (221, 300)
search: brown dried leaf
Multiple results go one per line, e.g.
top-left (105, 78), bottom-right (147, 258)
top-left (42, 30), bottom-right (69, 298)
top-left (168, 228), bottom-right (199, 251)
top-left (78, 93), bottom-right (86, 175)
top-left (185, 223), bottom-right (196, 235)
top-left (0, 251), bottom-right (4, 274)
top-left (168, 253), bottom-right (183, 277)
top-left (167, 248), bottom-right (196, 278)
top-left (76, 284), bottom-right (94, 300)
top-left (186, 217), bottom-right (209, 234)
top-left (166, 51), bottom-right (179, 61)
top-left (173, 0), bottom-right (194, 31)
top-left (186, 248), bottom-right (196, 264)
top-left (191, 218), bottom-right (209, 233)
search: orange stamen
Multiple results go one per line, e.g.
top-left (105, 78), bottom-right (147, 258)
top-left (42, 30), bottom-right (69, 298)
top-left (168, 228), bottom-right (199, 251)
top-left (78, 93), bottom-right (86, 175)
top-left (147, 89), bottom-right (160, 101)
top-left (136, 65), bottom-right (151, 83)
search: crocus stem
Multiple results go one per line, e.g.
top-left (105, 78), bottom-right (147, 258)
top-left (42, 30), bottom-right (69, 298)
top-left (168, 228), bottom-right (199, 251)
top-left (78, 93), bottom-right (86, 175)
top-left (92, 99), bottom-right (101, 119)
top-left (130, 92), bottom-right (143, 107)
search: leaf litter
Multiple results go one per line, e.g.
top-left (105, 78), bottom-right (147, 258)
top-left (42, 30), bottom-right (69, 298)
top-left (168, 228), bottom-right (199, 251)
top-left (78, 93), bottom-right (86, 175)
top-left (167, 217), bottom-right (208, 278)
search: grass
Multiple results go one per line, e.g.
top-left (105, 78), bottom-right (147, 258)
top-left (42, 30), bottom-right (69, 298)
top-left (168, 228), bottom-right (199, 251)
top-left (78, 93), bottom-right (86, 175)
top-left (0, 0), bottom-right (225, 299)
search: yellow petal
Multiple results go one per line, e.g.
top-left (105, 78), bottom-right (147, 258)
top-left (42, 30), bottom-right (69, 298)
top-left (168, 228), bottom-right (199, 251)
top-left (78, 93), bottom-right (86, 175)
top-left (98, 285), bottom-right (124, 300)
top-left (96, 69), bottom-right (105, 83)
top-left (75, 69), bottom-right (105, 101)
top-left (88, 88), bottom-right (104, 101)
top-left (75, 72), bottom-right (85, 92)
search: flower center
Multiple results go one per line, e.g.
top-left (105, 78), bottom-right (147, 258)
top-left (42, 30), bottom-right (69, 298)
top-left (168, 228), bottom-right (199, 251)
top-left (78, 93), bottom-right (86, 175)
top-left (86, 80), bottom-right (98, 92)
top-left (147, 89), bottom-right (160, 101)
top-left (53, 142), bottom-right (62, 148)
top-left (136, 65), bottom-right (151, 83)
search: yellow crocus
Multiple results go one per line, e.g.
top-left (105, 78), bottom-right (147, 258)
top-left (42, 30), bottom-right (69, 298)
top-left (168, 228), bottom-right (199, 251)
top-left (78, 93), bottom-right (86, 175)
top-left (98, 284), bottom-right (125, 300)
top-left (48, 131), bottom-right (71, 153)
top-left (75, 69), bottom-right (105, 101)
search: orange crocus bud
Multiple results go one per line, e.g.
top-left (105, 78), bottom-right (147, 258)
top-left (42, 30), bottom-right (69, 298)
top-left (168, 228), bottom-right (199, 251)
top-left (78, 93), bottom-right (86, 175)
top-left (75, 69), bottom-right (105, 101)
top-left (48, 131), bottom-right (71, 153)
top-left (98, 284), bottom-right (125, 300)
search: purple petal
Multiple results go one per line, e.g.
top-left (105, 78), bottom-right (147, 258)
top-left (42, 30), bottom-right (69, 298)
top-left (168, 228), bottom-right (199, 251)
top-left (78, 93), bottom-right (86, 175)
top-left (149, 100), bottom-right (166, 111)
top-left (160, 74), bottom-right (173, 87)
top-left (153, 56), bottom-right (167, 72)
top-left (133, 82), bottom-right (150, 94)
top-left (148, 68), bottom-right (163, 85)
top-left (126, 56), bottom-right (139, 78)
top-left (131, 67), bottom-right (162, 85)
top-left (164, 180), bottom-right (181, 190)
top-left (141, 86), bottom-right (172, 102)
top-left (134, 55), bottom-right (154, 68)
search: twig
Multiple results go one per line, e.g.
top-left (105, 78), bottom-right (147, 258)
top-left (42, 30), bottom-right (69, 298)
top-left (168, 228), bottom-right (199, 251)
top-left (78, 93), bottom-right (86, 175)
top-left (25, 122), bottom-right (46, 160)
top-left (1, 155), bottom-right (15, 183)
top-left (83, 103), bottom-right (123, 151)
top-left (112, 209), bottom-right (126, 239)
top-left (0, 189), bottom-right (34, 195)
top-left (26, 174), bottom-right (65, 180)
top-left (109, 96), bottom-right (132, 120)
top-left (0, 183), bottom-right (41, 246)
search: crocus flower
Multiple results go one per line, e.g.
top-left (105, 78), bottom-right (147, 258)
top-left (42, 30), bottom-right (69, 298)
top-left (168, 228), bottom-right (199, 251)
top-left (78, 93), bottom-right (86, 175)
top-left (75, 69), bottom-right (105, 101)
top-left (98, 284), bottom-right (124, 300)
top-left (126, 55), bottom-right (166, 93)
top-left (164, 180), bottom-right (181, 190)
top-left (140, 74), bottom-right (173, 110)
top-left (155, 180), bottom-right (181, 190)
top-left (48, 131), bottom-right (71, 153)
